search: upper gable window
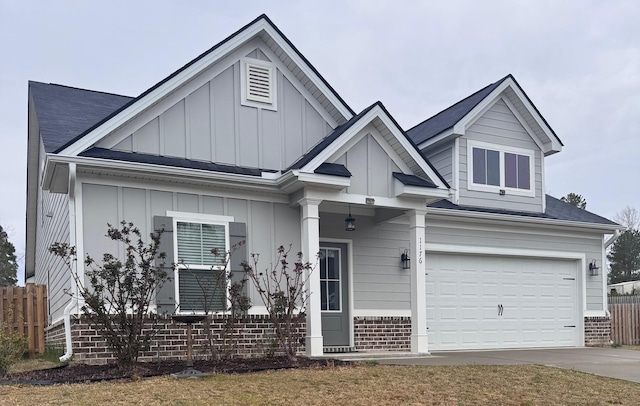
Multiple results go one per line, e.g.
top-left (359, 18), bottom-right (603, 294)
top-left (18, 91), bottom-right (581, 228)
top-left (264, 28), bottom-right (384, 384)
top-left (468, 140), bottom-right (534, 197)
top-left (241, 58), bottom-right (277, 111)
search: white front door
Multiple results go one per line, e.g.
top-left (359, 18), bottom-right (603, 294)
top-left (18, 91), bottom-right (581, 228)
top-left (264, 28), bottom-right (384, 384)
top-left (426, 253), bottom-right (579, 350)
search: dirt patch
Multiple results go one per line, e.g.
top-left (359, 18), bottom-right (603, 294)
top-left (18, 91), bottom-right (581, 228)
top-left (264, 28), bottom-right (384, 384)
top-left (1, 357), bottom-right (347, 385)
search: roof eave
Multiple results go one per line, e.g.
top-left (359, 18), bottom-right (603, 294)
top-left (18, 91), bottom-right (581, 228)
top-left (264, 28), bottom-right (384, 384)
top-left (427, 206), bottom-right (622, 232)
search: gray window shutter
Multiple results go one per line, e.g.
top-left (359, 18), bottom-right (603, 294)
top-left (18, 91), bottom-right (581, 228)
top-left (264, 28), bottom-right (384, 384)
top-left (229, 222), bottom-right (248, 303)
top-left (154, 216), bottom-right (176, 315)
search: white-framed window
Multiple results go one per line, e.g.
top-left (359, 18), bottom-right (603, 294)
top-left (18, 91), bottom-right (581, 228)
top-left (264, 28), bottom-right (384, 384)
top-left (319, 247), bottom-right (342, 312)
top-left (467, 140), bottom-right (535, 197)
top-left (240, 58), bottom-right (277, 111)
top-left (168, 212), bottom-right (234, 313)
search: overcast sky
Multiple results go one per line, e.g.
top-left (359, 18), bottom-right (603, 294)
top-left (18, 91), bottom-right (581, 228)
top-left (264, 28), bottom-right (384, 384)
top-left (1, 0), bottom-right (639, 284)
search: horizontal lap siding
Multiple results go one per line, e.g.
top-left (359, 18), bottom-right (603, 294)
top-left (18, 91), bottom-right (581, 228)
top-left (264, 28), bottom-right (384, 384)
top-left (426, 218), bottom-right (604, 311)
top-left (424, 143), bottom-right (453, 185)
top-left (320, 213), bottom-right (410, 311)
top-left (80, 181), bottom-right (300, 310)
top-left (459, 99), bottom-right (543, 212)
top-left (35, 187), bottom-right (70, 323)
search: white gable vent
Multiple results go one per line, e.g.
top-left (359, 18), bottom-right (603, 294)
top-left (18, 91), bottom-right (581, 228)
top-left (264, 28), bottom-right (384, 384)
top-left (241, 59), bottom-right (277, 110)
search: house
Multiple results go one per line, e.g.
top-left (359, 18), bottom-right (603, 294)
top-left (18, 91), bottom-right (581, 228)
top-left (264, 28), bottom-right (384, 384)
top-left (608, 281), bottom-right (640, 295)
top-left (26, 14), bottom-right (621, 360)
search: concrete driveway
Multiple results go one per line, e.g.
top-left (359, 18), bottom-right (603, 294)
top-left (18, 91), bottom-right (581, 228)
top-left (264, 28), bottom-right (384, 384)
top-left (373, 348), bottom-right (640, 383)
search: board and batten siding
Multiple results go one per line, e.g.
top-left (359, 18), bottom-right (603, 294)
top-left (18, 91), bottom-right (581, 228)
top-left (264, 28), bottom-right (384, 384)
top-left (320, 212), bottom-right (411, 311)
top-left (333, 134), bottom-right (403, 198)
top-left (423, 142), bottom-right (453, 185)
top-left (35, 186), bottom-right (71, 323)
top-left (98, 50), bottom-right (334, 171)
top-left (425, 218), bottom-right (605, 311)
top-left (458, 99), bottom-right (544, 212)
top-left (80, 182), bottom-right (301, 309)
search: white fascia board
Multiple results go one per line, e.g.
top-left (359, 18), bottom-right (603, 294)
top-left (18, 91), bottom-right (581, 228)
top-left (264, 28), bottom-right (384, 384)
top-left (427, 206), bottom-right (622, 233)
top-left (303, 189), bottom-right (429, 211)
top-left (394, 179), bottom-right (450, 199)
top-left (302, 105), bottom-right (449, 191)
top-left (416, 128), bottom-right (458, 151)
top-left (505, 78), bottom-right (563, 153)
top-left (60, 18), bottom-right (352, 157)
top-left (295, 171), bottom-right (351, 189)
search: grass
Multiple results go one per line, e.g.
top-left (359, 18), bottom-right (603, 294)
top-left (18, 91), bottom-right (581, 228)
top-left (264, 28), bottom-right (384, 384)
top-left (2, 363), bottom-right (640, 405)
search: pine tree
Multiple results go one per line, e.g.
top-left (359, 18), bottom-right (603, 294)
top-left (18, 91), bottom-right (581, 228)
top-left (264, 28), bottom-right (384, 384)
top-left (561, 193), bottom-right (587, 209)
top-left (0, 225), bottom-right (18, 286)
top-left (608, 229), bottom-right (640, 284)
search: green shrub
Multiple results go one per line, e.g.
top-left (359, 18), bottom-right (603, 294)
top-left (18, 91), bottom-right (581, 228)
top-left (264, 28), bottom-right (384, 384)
top-left (0, 322), bottom-right (27, 376)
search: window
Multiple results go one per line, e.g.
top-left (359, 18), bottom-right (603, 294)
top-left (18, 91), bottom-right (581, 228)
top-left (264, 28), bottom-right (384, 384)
top-left (319, 248), bottom-right (341, 311)
top-left (241, 58), bottom-right (277, 110)
top-left (170, 213), bottom-right (233, 313)
top-left (468, 141), bottom-right (535, 196)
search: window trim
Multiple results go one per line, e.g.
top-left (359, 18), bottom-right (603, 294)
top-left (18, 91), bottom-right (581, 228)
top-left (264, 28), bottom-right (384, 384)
top-left (466, 140), bottom-right (535, 197)
top-left (240, 58), bottom-right (278, 111)
top-left (319, 247), bottom-right (343, 313)
top-left (167, 211), bottom-right (234, 314)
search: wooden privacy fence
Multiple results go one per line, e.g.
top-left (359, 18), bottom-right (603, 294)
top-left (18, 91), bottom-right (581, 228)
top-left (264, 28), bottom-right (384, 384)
top-left (609, 295), bottom-right (640, 345)
top-left (0, 284), bottom-right (47, 354)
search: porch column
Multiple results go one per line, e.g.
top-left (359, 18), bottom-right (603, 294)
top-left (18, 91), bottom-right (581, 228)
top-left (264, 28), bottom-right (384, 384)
top-left (409, 209), bottom-right (428, 354)
top-left (299, 197), bottom-right (323, 356)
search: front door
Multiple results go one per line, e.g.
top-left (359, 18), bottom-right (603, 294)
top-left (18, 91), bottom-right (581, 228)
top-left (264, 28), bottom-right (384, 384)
top-left (320, 243), bottom-right (350, 347)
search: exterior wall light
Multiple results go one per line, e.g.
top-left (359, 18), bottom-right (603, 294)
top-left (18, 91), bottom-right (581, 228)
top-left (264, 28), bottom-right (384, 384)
top-left (588, 260), bottom-right (599, 276)
top-left (401, 249), bottom-right (410, 270)
top-left (345, 205), bottom-right (356, 231)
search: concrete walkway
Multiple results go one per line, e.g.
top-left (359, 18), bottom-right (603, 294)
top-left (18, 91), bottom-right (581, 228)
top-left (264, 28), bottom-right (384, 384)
top-left (341, 348), bottom-right (640, 383)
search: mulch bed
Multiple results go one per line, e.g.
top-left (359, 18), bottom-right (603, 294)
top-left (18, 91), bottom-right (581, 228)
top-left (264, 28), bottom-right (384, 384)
top-left (1, 357), bottom-right (350, 386)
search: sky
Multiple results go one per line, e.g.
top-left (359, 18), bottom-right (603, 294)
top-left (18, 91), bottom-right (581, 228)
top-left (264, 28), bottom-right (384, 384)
top-left (1, 0), bottom-right (639, 284)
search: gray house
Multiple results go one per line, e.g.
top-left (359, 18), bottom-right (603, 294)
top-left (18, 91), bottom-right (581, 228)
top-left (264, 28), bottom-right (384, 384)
top-left (26, 15), bottom-right (620, 358)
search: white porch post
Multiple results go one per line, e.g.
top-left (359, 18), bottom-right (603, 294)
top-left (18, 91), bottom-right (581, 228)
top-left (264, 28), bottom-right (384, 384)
top-left (299, 197), bottom-right (323, 356)
top-left (409, 209), bottom-right (429, 354)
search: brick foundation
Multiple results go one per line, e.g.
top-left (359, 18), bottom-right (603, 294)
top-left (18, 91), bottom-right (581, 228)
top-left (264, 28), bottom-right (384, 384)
top-left (44, 320), bottom-right (67, 349)
top-left (48, 315), bottom-right (305, 365)
top-left (584, 316), bottom-right (611, 346)
top-left (353, 316), bottom-right (411, 351)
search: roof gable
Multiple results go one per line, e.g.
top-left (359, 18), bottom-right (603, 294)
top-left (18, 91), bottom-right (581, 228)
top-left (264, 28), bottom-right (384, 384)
top-left (289, 101), bottom-right (450, 192)
top-left (55, 14), bottom-right (355, 156)
top-left (408, 75), bottom-right (564, 156)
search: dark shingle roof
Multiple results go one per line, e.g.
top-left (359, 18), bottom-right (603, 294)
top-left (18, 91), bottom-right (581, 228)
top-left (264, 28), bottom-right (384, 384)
top-left (406, 75), bottom-right (510, 145)
top-left (314, 163), bottom-right (352, 177)
top-left (80, 148), bottom-right (269, 176)
top-left (429, 195), bottom-right (618, 226)
top-left (30, 82), bottom-right (132, 152)
top-left (392, 172), bottom-right (436, 188)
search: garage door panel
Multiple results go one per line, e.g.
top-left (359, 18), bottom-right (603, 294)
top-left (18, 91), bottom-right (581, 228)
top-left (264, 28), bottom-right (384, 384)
top-left (427, 253), bottom-right (579, 350)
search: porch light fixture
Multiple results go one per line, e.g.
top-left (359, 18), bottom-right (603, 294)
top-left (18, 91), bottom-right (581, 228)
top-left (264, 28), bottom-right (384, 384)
top-left (401, 249), bottom-right (410, 270)
top-left (588, 260), bottom-right (599, 276)
top-left (345, 205), bottom-right (356, 231)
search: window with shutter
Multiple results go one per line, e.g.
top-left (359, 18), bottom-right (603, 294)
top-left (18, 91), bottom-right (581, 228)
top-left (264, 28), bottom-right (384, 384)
top-left (241, 58), bottom-right (277, 110)
top-left (169, 212), bottom-right (233, 313)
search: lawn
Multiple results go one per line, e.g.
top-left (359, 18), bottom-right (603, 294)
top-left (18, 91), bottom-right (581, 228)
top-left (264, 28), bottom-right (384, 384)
top-left (2, 363), bottom-right (639, 405)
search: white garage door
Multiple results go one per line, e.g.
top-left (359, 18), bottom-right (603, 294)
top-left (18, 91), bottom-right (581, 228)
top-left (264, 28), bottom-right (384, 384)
top-left (426, 253), bottom-right (579, 351)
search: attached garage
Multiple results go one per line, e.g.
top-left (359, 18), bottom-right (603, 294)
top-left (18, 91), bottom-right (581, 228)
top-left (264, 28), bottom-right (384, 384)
top-left (426, 252), bottom-right (580, 351)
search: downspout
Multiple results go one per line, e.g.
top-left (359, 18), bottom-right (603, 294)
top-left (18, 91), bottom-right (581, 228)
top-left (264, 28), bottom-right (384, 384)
top-left (60, 163), bottom-right (77, 362)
